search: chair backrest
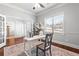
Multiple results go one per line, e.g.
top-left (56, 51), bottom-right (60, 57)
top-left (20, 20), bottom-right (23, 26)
top-left (44, 33), bottom-right (53, 49)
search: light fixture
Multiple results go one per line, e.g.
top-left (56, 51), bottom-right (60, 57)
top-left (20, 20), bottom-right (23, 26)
top-left (33, 3), bottom-right (45, 10)
top-left (34, 3), bottom-right (40, 8)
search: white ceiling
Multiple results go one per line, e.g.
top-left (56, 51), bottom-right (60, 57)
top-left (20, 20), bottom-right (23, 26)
top-left (8, 3), bottom-right (57, 13)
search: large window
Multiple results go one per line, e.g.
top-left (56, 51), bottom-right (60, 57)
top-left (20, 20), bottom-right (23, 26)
top-left (7, 20), bottom-right (25, 36)
top-left (54, 15), bottom-right (64, 33)
top-left (44, 14), bottom-right (64, 33)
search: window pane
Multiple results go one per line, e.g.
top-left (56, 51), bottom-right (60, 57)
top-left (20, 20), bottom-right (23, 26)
top-left (54, 15), bottom-right (64, 33)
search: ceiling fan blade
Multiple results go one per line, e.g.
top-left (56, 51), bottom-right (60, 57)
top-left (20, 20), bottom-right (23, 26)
top-left (39, 3), bottom-right (45, 8)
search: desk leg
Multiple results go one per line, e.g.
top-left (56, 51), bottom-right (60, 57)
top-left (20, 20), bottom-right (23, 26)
top-left (24, 40), bottom-right (32, 56)
top-left (24, 40), bottom-right (30, 56)
top-left (28, 41), bottom-right (32, 56)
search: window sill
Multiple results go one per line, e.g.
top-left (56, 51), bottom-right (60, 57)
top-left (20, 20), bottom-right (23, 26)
top-left (54, 31), bottom-right (64, 34)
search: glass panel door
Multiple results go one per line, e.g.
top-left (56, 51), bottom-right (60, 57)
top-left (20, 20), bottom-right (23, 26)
top-left (0, 16), bottom-right (6, 44)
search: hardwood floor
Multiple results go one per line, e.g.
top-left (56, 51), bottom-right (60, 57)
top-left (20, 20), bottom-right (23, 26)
top-left (51, 46), bottom-right (79, 56)
top-left (52, 42), bottom-right (79, 54)
top-left (4, 41), bottom-right (79, 56)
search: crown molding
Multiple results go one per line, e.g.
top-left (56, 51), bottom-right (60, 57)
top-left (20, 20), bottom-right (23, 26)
top-left (36, 3), bottom-right (67, 16)
top-left (1, 3), bottom-right (36, 16)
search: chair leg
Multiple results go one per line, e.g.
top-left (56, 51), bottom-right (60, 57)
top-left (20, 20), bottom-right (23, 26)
top-left (36, 47), bottom-right (38, 56)
top-left (44, 51), bottom-right (46, 56)
top-left (49, 48), bottom-right (52, 56)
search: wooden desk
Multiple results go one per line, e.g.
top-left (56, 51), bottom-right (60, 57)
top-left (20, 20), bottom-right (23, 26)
top-left (7, 36), bottom-right (24, 46)
top-left (24, 35), bottom-right (45, 56)
top-left (24, 35), bottom-right (45, 41)
top-left (0, 47), bottom-right (4, 56)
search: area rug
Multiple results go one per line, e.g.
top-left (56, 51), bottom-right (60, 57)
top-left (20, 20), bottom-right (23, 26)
top-left (18, 46), bottom-right (79, 56)
top-left (18, 47), bottom-right (46, 56)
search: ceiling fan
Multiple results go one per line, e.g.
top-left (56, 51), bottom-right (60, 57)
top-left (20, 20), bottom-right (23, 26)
top-left (33, 3), bottom-right (45, 10)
